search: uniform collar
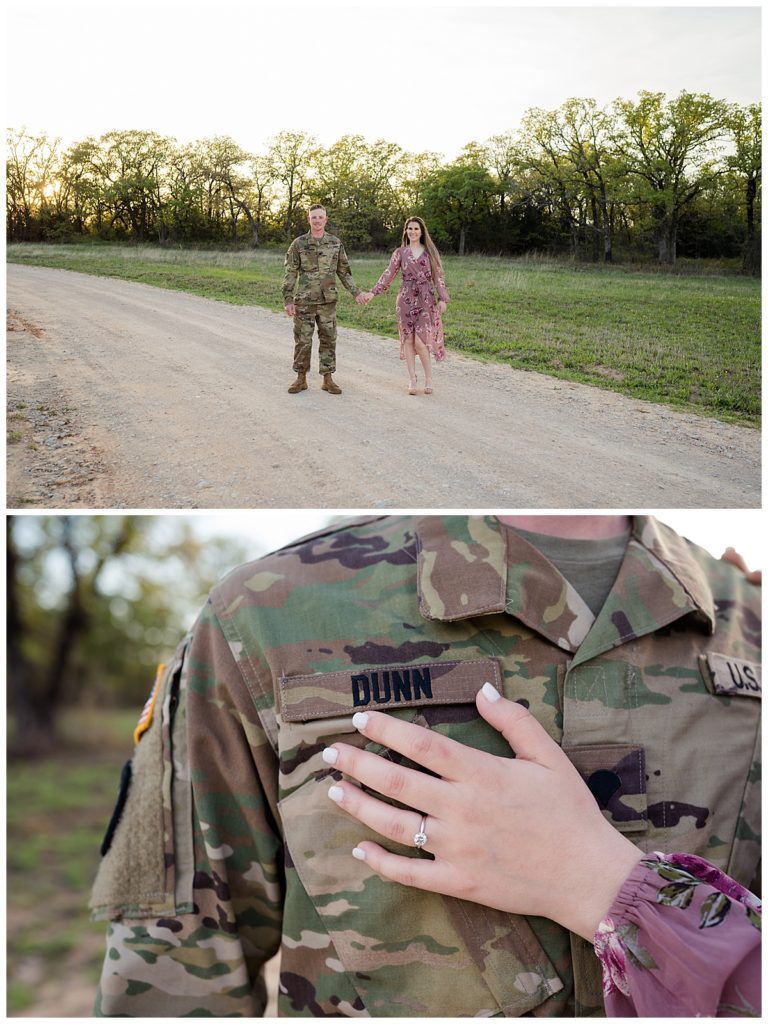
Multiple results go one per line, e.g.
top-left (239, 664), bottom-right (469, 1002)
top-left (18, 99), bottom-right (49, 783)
top-left (415, 515), bottom-right (716, 656)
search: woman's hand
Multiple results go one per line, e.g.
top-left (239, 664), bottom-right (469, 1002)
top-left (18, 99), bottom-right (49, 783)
top-left (437, 300), bottom-right (447, 314)
top-left (322, 683), bottom-right (642, 942)
top-left (721, 547), bottom-right (762, 585)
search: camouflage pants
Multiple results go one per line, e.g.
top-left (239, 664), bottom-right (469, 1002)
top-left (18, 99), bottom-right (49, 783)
top-left (292, 302), bottom-right (337, 374)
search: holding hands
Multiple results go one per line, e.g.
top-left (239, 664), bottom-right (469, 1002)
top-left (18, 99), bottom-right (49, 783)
top-left (323, 682), bottom-right (642, 942)
top-left (355, 291), bottom-right (374, 306)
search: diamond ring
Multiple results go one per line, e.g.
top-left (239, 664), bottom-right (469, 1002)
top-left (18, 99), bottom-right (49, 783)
top-left (413, 815), bottom-right (428, 848)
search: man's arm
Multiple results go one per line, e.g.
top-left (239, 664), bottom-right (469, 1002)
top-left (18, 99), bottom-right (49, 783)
top-left (336, 242), bottom-right (361, 297)
top-left (91, 602), bottom-right (283, 1016)
top-left (282, 241), bottom-right (300, 306)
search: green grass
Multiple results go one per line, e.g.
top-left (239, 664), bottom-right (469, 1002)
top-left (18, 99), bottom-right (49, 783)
top-left (7, 243), bottom-right (761, 425)
top-left (6, 708), bottom-right (138, 1015)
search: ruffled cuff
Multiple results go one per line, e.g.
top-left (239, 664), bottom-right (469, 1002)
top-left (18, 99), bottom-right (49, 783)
top-left (593, 852), bottom-right (761, 1017)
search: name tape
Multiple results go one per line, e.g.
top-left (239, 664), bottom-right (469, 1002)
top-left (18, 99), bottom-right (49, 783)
top-left (280, 658), bottom-right (502, 722)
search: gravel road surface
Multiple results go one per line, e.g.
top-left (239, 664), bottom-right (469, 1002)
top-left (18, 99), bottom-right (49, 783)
top-left (6, 264), bottom-right (760, 509)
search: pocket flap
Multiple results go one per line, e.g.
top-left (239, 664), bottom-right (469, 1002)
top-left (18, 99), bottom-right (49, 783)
top-left (280, 658), bottom-right (502, 721)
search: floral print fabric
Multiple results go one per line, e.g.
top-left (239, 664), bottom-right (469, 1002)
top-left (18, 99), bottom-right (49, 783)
top-left (371, 246), bottom-right (449, 361)
top-left (594, 852), bottom-right (761, 1017)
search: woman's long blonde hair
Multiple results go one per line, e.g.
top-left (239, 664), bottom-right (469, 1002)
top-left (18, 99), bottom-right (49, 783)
top-left (401, 216), bottom-right (443, 286)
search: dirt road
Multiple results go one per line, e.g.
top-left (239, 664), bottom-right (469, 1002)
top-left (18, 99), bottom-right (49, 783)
top-left (6, 264), bottom-right (760, 508)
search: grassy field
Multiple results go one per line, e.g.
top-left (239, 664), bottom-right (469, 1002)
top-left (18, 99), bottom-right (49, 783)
top-left (6, 709), bottom-right (137, 1016)
top-left (7, 244), bottom-right (761, 425)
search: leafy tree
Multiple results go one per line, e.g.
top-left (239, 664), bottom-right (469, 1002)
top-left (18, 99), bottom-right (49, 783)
top-left (613, 91), bottom-right (731, 263)
top-left (313, 135), bottom-right (403, 247)
top-left (196, 136), bottom-right (259, 243)
top-left (517, 107), bottom-right (586, 257)
top-left (243, 154), bottom-right (278, 246)
top-left (421, 160), bottom-right (496, 255)
top-left (549, 98), bottom-right (627, 262)
top-left (266, 130), bottom-right (317, 238)
top-left (727, 102), bottom-right (761, 274)
top-left (163, 142), bottom-right (209, 242)
top-left (6, 129), bottom-right (61, 241)
top-left (6, 97), bottom-right (760, 263)
top-left (58, 137), bottom-right (105, 236)
top-left (87, 130), bottom-right (176, 241)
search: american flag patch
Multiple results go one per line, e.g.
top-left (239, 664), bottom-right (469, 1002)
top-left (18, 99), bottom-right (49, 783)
top-left (133, 663), bottom-right (165, 745)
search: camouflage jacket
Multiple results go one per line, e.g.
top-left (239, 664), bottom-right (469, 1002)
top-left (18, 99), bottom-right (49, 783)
top-left (282, 232), bottom-right (360, 305)
top-left (91, 516), bottom-right (761, 1017)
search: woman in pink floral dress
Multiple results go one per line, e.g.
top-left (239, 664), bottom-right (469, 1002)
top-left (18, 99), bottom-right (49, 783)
top-left (361, 216), bottom-right (449, 395)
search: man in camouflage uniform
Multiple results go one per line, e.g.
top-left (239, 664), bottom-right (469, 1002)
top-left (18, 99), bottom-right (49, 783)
top-left (282, 204), bottom-right (364, 395)
top-left (91, 515), bottom-right (761, 1016)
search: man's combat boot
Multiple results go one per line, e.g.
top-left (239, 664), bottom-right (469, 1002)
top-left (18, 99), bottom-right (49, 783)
top-left (321, 373), bottom-right (342, 395)
top-left (288, 371), bottom-right (308, 394)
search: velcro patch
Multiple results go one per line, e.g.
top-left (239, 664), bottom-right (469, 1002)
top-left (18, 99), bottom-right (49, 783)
top-left (700, 653), bottom-right (761, 698)
top-left (280, 658), bottom-right (502, 722)
top-left (133, 663), bottom-right (165, 745)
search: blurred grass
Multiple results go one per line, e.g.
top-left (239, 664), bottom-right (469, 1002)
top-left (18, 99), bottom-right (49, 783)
top-left (6, 708), bottom-right (137, 1016)
top-left (7, 244), bottom-right (761, 425)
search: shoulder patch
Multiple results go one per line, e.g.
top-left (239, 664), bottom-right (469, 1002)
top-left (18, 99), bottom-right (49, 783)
top-left (133, 663), bottom-right (164, 744)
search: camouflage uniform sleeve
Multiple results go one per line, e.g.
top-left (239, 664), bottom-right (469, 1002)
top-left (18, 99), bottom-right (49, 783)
top-left (91, 600), bottom-right (283, 1016)
top-left (335, 241), bottom-right (361, 296)
top-left (282, 240), bottom-right (300, 303)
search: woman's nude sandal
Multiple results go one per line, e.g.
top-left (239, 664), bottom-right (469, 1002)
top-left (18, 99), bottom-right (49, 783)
top-left (408, 377), bottom-right (418, 395)
top-left (424, 379), bottom-right (433, 395)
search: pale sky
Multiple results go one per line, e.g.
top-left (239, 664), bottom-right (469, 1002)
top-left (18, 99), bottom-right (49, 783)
top-left (190, 510), bottom-right (765, 568)
top-left (6, 3), bottom-right (761, 160)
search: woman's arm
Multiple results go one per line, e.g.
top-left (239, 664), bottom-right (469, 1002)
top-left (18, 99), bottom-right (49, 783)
top-left (595, 853), bottom-right (761, 1016)
top-left (371, 248), bottom-right (402, 296)
top-left (433, 261), bottom-right (449, 303)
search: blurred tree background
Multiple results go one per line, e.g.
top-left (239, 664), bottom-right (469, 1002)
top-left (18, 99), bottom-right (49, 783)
top-left (5, 514), bottom-right (294, 1016)
top-left (7, 515), bottom-right (251, 756)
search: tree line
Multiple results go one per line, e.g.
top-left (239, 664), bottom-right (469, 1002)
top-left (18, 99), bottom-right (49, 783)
top-left (6, 91), bottom-right (761, 270)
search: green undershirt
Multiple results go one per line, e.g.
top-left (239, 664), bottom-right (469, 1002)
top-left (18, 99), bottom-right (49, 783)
top-left (504, 526), bottom-right (630, 619)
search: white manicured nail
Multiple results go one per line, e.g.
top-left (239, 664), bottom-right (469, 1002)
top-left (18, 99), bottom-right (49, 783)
top-left (482, 681), bottom-right (501, 702)
top-left (352, 847), bottom-right (367, 861)
top-left (322, 747), bottom-right (338, 764)
top-left (328, 785), bottom-right (344, 803)
top-left (352, 712), bottom-right (369, 729)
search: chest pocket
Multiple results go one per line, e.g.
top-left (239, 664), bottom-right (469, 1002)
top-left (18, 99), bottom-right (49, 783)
top-left (299, 249), bottom-right (319, 272)
top-left (277, 657), bottom-right (566, 1017)
top-left (317, 245), bottom-right (337, 276)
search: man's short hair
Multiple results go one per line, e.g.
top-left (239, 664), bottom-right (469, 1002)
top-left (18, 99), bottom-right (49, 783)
top-left (309, 204), bottom-right (326, 213)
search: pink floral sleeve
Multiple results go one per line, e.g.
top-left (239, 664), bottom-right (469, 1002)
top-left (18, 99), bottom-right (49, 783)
top-left (594, 852), bottom-right (761, 1017)
top-left (434, 264), bottom-right (449, 303)
top-left (371, 249), bottom-right (402, 295)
